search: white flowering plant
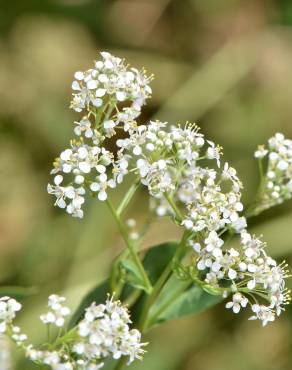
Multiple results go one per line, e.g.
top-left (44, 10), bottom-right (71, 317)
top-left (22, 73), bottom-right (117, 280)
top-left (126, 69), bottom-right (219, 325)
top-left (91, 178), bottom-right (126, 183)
top-left (1, 52), bottom-right (291, 370)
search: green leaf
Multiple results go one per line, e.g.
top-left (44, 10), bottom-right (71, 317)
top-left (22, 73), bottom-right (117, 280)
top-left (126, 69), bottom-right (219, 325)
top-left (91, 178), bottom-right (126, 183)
top-left (148, 279), bottom-right (223, 328)
top-left (69, 280), bottom-right (110, 328)
top-left (0, 286), bottom-right (38, 300)
top-left (142, 241), bottom-right (178, 284)
top-left (120, 259), bottom-right (148, 291)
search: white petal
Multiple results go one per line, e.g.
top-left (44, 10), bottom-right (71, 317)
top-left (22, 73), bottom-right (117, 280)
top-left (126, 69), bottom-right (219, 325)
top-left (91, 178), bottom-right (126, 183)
top-left (57, 198), bottom-right (66, 209)
top-left (247, 279), bottom-right (256, 290)
top-left (92, 98), bottom-right (103, 107)
top-left (233, 304), bottom-right (241, 314)
top-left (116, 91), bottom-right (126, 101)
top-left (87, 80), bottom-right (98, 89)
top-left (75, 175), bottom-right (84, 184)
top-left (65, 187), bottom-right (75, 199)
top-left (78, 147), bottom-right (88, 159)
top-left (99, 173), bottom-right (107, 182)
top-left (228, 268), bottom-right (237, 280)
top-left (74, 71), bottom-right (84, 80)
top-left (197, 260), bottom-right (206, 270)
top-left (133, 146), bottom-right (142, 155)
top-left (72, 81), bottom-right (81, 90)
top-left (90, 182), bottom-right (100, 192)
top-left (96, 88), bottom-right (106, 97)
top-left (60, 149), bottom-right (72, 161)
top-left (63, 164), bottom-right (72, 173)
top-left (98, 191), bottom-right (107, 201)
top-left (95, 165), bottom-right (105, 174)
top-left (54, 175), bottom-right (63, 185)
top-left (79, 162), bottom-right (91, 173)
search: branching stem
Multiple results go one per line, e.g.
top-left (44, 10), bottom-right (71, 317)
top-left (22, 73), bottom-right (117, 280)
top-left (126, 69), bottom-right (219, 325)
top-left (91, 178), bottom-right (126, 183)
top-left (106, 199), bottom-right (152, 294)
top-left (138, 230), bottom-right (191, 332)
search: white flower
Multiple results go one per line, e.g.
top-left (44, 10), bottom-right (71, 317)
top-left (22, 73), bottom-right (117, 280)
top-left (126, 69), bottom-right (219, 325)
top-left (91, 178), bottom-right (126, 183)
top-left (70, 52), bottom-right (152, 131)
top-left (0, 297), bottom-right (21, 333)
top-left (226, 293), bottom-right (248, 313)
top-left (254, 132), bottom-right (292, 213)
top-left (40, 295), bottom-right (70, 328)
top-left (206, 141), bottom-right (221, 167)
top-left (254, 146), bottom-right (268, 159)
top-left (73, 297), bottom-right (146, 366)
top-left (249, 304), bottom-right (275, 326)
top-left (204, 231), bottom-right (224, 257)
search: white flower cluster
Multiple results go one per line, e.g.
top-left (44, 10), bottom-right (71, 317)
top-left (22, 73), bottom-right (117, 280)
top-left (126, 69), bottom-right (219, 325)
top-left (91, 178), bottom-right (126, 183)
top-left (48, 52), bottom-right (152, 217)
top-left (47, 53), bottom-right (243, 226)
top-left (115, 119), bottom-right (246, 237)
top-left (113, 119), bottom-right (290, 326)
top-left (40, 294), bottom-right (70, 327)
top-left (116, 121), bottom-right (225, 201)
top-left (132, 125), bottom-right (292, 326)
top-left (73, 297), bottom-right (146, 367)
top-left (0, 296), bottom-right (21, 334)
top-left (48, 142), bottom-right (115, 217)
top-left (0, 294), bottom-right (145, 370)
top-left (181, 163), bottom-right (244, 233)
top-left (26, 346), bottom-right (74, 370)
top-left (191, 229), bottom-right (290, 326)
top-left (47, 52), bottom-right (291, 326)
top-left (253, 132), bottom-right (292, 214)
top-left (70, 51), bottom-right (152, 124)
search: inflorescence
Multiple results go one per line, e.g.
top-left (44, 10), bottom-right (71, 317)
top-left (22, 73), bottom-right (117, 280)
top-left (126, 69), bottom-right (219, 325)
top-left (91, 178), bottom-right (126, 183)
top-left (46, 52), bottom-right (291, 328)
top-left (253, 132), bottom-right (292, 214)
top-left (0, 295), bottom-right (146, 370)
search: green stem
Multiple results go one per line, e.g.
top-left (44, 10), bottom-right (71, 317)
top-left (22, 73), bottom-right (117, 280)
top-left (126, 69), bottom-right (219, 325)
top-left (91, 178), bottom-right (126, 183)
top-left (117, 181), bottom-right (140, 216)
top-left (110, 249), bottom-right (129, 296)
top-left (258, 157), bottom-right (264, 180)
top-left (124, 289), bottom-right (143, 307)
top-left (51, 327), bottom-right (78, 349)
top-left (245, 159), bottom-right (267, 218)
top-left (164, 192), bottom-right (183, 222)
top-left (106, 199), bottom-right (153, 294)
top-left (95, 102), bottom-right (108, 128)
top-left (138, 230), bottom-right (190, 332)
top-left (147, 280), bottom-right (192, 327)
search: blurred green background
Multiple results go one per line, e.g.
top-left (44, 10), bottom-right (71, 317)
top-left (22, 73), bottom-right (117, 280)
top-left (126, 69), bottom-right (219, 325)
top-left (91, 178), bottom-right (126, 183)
top-left (1, 0), bottom-right (292, 369)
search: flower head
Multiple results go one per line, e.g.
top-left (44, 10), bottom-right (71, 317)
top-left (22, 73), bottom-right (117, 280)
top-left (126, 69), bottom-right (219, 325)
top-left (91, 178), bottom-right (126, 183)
top-left (0, 297), bottom-right (21, 334)
top-left (40, 295), bottom-right (70, 328)
top-left (253, 132), bottom-right (292, 214)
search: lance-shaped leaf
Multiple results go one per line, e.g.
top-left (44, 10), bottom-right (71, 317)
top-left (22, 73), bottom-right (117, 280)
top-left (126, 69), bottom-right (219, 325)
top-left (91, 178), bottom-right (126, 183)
top-left (155, 285), bottom-right (222, 326)
top-left (0, 286), bottom-right (38, 300)
top-left (147, 277), bottom-right (223, 329)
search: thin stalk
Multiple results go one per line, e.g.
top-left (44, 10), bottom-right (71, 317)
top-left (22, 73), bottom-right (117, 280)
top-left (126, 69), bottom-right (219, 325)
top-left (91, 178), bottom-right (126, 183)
top-left (138, 230), bottom-right (190, 332)
top-left (109, 249), bottom-right (129, 296)
top-left (109, 182), bottom-right (140, 294)
top-left (117, 181), bottom-right (140, 216)
top-left (164, 192), bottom-right (183, 222)
top-left (106, 199), bottom-right (153, 294)
top-left (94, 101), bottom-right (109, 128)
top-left (124, 289), bottom-right (143, 307)
top-left (245, 158), bottom-right (267, 217)
top-left (51, 327), bottom-right (78, 349)
top-left (147, 280), bottom-right (192, 328)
